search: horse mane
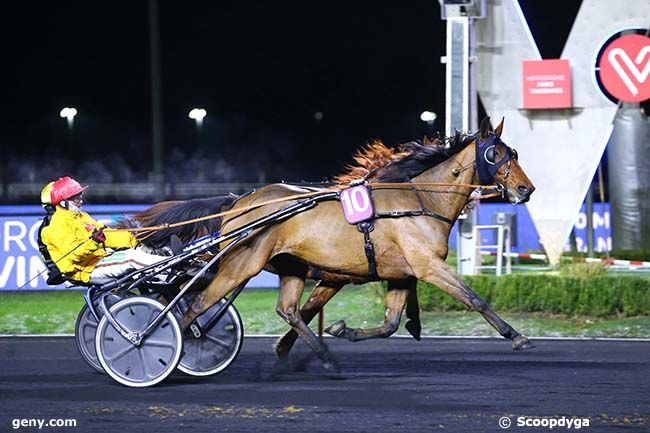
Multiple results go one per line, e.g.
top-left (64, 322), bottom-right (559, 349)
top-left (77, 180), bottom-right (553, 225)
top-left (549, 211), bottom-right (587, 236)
top-left (333, 132), bottom-right (477, 183)
top-left (113, 195), bottom-right (238, 249)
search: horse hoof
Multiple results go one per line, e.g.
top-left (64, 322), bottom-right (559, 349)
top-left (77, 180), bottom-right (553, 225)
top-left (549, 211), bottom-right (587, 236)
top-left (512, 335), bottom-right (535, 351)
top-left (405, 320), bottom-right (421, 341)
top-left (322, 359), bottom-right (340, 374)
top-left (325, 320), bottom-right (346, 337)
top-left (271, 358), bottom-right (292, 375)
top-left (273, 335), bottom-right (290, 360)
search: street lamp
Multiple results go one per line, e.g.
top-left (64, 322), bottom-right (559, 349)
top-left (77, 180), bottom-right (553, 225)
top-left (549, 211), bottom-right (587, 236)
top-left (188, 108), bottom-right (207, 129)
top-left (59, 107), bottom-right (78, 129)
top-left (420, 110), bottom-right (437, 125)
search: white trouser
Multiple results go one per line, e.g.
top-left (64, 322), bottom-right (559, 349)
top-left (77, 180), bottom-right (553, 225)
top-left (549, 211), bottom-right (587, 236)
top-left (90, 248), bottom-right (168, 281)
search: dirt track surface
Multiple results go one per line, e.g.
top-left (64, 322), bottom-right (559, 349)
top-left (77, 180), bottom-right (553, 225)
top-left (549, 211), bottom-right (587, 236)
top-left (0, 336), bottom-right (648, 433)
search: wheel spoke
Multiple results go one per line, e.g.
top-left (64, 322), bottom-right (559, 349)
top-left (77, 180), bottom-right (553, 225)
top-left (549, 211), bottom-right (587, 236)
top-left (205, 334), bottom-right (232, 349)
top-left (137, 346), bottom-right (151, 380)
top-left (104, 342), bottom-right (137, 362)
top-left (143, 339), bottom-right (177, 349)
top-left (144, 307), bottom-right (159, 329)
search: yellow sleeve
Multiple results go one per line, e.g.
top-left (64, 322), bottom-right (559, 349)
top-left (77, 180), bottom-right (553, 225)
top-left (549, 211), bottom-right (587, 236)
top-left (78, 213), bottom-right (137, 250)
top-left (104, 229), bottom-right (138, 249)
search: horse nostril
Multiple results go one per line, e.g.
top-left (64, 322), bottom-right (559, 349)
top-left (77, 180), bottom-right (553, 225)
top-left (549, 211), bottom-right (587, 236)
top-left (517, 185), bottom-right (530, 195)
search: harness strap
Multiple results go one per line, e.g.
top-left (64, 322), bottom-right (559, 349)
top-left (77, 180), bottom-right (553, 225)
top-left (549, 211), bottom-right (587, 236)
top-left (372, 183), bottom-right (454, 225)
top-left (356, 220), bottom-right (379, 281)
top-left (373, 209), bottom-right (454, 225)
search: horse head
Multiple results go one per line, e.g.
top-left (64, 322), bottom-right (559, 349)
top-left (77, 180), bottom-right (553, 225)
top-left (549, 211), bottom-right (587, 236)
top-left (476, 117), bottom-right (535, 204)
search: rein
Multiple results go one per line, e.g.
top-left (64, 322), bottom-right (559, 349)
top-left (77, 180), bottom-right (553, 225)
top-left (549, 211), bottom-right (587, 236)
top-left (105, 179), bottom-right (496, 240)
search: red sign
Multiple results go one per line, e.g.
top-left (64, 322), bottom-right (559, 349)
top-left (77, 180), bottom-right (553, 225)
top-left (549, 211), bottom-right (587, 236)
top-left (522, 59), bottom-right (572, 109)
top-left (598, 34), bottom-right (650, 103)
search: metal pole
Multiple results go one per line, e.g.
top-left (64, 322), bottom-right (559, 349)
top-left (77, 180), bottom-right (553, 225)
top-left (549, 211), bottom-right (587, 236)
top-left (149, 0), bottom-right (164, 200)
top-left (586, 182), bottom-right (594, 257)
top-left (505, 226), bottom-right (511, 274)
top-left (318, 309), bottom-right (324, 339)
top-left (597, 162), bottom-right (609, 258)
top-left (496, 226), bottom-right (503, 277)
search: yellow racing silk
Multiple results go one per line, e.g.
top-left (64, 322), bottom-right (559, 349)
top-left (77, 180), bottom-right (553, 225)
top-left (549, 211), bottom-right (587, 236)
top-left (40, 208), bottom-right (137, 282)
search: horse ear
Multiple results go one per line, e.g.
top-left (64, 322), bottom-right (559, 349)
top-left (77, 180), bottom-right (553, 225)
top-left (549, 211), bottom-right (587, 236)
top-left (479, 117), bottom-right (491, 140)
top-left (494, 117), bottom-right (505, 138)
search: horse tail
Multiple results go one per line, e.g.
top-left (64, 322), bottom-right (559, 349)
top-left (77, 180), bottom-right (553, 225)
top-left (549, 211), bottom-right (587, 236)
top-left (112, 201), bottom-right (182, 230)
top-left (114, 195), bottom-right (238, 249)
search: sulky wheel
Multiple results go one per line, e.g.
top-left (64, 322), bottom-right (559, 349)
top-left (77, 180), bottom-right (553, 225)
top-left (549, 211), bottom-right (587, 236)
top-left (95, 297), bottom-right (182, 387)
top-left (177, 300), bottom-right (244, 376)
top-left (74, 292), bottom-right (132, 374)
top-left (74, 304), bottom-right (104, 373)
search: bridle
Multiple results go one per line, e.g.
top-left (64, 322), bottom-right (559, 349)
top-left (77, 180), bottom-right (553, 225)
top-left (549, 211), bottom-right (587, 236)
top-left (475, 132), bottom-right (518, 196)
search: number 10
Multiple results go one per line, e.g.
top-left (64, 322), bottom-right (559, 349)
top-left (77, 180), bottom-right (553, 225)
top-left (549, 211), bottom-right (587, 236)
top-left (341, 187), bottom-right (370, 214)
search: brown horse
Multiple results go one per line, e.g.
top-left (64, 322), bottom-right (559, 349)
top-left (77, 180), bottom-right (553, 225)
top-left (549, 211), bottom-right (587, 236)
top-left (178, 118), bottom-right (535, 372)
top-left (114, 195), bottom-right (423, 351)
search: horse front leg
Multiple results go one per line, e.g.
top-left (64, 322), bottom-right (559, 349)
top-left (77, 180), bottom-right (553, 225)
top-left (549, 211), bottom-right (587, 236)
top-left (416, 260), bottom-right (533, 350)
top-left (274, 279), bottom-right (345, 360)
top-left (325, 279), bottom-right (411, 342)
top-left (276, 269), bottom-right (340, 373)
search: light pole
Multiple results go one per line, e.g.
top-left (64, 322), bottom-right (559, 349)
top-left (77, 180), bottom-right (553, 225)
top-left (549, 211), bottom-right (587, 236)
top-left (188, 108), bottom-right (207, 129)
top-left (149, 0), bottom-right (164, 200)
top-left (59, 107), bottom-right (78, 130)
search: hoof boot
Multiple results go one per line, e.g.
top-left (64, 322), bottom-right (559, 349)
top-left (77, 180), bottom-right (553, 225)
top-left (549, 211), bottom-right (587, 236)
top-left (512, 335), bottom-right (535, 351)
top-left (324, 320), bottom-right (346, 337)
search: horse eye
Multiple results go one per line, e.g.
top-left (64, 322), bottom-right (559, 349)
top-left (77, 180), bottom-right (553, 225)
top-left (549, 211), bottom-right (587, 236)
top-left (485, 146), bottom-right (496, 164)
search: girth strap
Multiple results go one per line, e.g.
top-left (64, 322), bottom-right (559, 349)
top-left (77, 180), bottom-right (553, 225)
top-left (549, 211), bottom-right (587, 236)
top-left (373, 209), bottom-right (453, 225)
top-left (356, 220), bottom-right (379, 281)
top-left (347, 182), bottom-right (453, 283)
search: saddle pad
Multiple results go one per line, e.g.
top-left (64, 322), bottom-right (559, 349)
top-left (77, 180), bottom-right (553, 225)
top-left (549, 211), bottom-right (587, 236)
top-left (340, 185), bottom-right (374, 224)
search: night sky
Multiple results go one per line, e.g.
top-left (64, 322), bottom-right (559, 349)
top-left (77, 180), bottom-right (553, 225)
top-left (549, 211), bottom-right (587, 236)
top-left (1, 1), bottom-right (581, 191)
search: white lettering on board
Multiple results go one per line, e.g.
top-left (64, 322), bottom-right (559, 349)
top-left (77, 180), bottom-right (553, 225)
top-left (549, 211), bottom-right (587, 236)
top-left (593, 212), bottom-right (610, 230)
top-left (28, 221), bottom-right (41, 251)
top-left (30, 256), bottom-right (48, 287)
top-left (3, 221), bottom-right (28, 252)
top-left (0, 256), bottom-right (16, 287)
top-left (15, 256), bottom-right (26, 287)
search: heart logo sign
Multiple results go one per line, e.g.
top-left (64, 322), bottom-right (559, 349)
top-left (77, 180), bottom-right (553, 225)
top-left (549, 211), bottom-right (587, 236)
top-left (598, 33), bottom-right (650, 102)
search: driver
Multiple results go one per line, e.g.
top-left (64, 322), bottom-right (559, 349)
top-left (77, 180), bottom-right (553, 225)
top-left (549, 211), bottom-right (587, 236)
top-left (40, 176), bottom-right (172, 283)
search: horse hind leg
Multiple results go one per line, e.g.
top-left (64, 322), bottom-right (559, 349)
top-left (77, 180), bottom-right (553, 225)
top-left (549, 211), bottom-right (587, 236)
top-left (275, 266), bottom-right (340, 373)
top-left (416, 260), bottom-right (533, 351)
top-left (325, 280), bottom-right (410, 342)
top-left (404, 279), bottom-right (421, 341)
top-left (274, 279), bottom-right (345, 360)
top-left (180, 246), bottom-right (270, 330)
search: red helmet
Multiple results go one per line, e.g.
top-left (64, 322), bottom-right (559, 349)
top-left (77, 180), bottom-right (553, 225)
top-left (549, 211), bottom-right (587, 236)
top-left (50, 176), bottom-right (88, 206)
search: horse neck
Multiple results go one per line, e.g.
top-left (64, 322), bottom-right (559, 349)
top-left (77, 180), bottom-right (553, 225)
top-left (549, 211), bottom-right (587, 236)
top-left (410, 142), bottom-right (476, 221)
